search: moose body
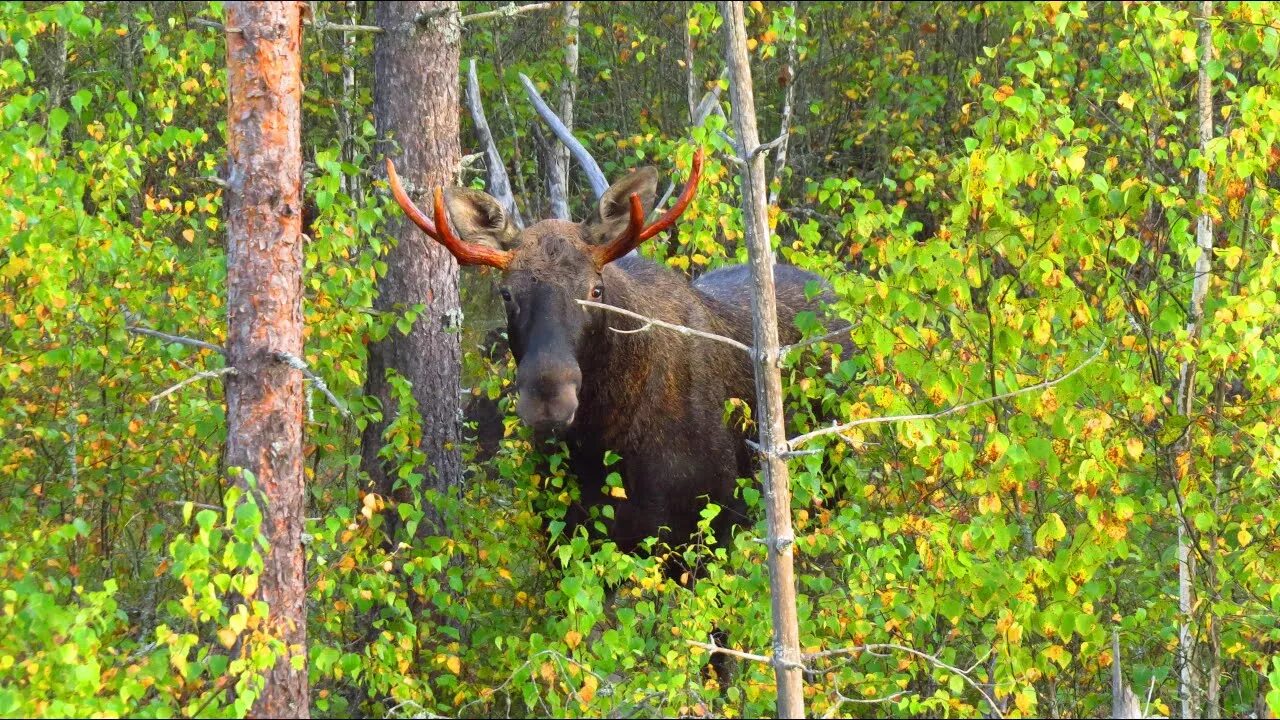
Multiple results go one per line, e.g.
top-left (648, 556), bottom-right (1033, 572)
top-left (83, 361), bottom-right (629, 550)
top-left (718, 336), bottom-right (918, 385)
top-left (386, 149), bottom-right (829, 556)
top-left (554, 254), bottom-right (826, 552)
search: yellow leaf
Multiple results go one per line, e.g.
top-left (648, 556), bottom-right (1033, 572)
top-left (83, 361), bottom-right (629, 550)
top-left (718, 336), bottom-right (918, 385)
top-left (1117, 92), bottom-right (1135, 111)
top-left (580, 673), bottom-right (598, 704)
top-left (609, 485), bottom-right (627, 499)
top-left (1125, 438), bottom-right (1144, 460)
top-left (993, 84), bottom-right (1014, 102)
top-left (978, 494), bottom-right (1002, 515)
top-left (445, 655), bottom-right (461, 675)
top-left (217, 627), bottom-right (238, 649)
top-left (1015, 688), bottom-right (1036, 714)
top-left (1065, 153), bottom-right (1085, 175)
top-left (565, 630), bottom-right (582, 649)
top-left (1238, 527), bottom-right (1253, 547)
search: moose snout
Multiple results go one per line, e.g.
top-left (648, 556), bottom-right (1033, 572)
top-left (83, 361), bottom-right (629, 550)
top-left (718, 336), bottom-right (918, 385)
top-left (516, 363), bottom-right (582, 434)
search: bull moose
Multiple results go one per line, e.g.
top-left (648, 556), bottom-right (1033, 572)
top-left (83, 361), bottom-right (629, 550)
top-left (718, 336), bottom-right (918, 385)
top-left (385, 148), bottom-right (832, 562)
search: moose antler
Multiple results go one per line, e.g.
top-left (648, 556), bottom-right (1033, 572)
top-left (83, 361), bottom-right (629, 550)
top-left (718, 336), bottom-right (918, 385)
top-left (385, 158), bottom-right (512, 270)
top-left (593, 147), bottom-right (706, 266)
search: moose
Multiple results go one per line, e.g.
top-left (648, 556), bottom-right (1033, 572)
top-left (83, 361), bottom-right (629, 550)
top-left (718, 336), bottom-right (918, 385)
top-left (385, 148), bottom-right (832, 561)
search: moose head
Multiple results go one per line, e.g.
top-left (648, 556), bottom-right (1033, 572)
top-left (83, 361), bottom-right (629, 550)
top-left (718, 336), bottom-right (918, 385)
top-left (385, 149), bottom-right (705, 434)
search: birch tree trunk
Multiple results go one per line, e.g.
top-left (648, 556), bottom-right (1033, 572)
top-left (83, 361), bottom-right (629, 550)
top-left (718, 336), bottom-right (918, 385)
top-left (545, 1), bottom-right (578, 219)
top-left (1176, 2), bottom-right (1216, 717)
top-left (361, 0), bottom-right (464, 535)
top-left (223, 2), bottom-right (308, 715)
top-left (721, 2), bottom-right (805, 716)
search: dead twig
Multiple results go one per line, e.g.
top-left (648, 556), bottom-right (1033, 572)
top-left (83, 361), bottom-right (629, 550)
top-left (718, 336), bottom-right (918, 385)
top-left (577, 300), bottom-right (753, 354)
top-left (272, 351), bottom-right (350, 418)
top-left (149, 366), bottom-right (237, 407)
top-left (787, 347), bottom-right (1104, 450)
top-left (126, 323), bottom-right (227, 356)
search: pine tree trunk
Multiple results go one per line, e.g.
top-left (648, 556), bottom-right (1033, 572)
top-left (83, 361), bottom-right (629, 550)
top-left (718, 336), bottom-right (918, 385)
top-left (721, 2), bottom-right (805, 716)
top-left (223, 2), bottom-right (309, 716)
top-left (361, 0), bottom-right (464, 535)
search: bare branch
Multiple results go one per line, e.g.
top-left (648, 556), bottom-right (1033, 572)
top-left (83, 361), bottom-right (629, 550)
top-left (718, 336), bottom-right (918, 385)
top-left (149, 366), bottom-right (238, 407)
top-left (806, 644), bottom-right (1004, 719)
top-left (691, 68), bottom-right (730, 127)
top-left (768, 0), bottom-right (799, 208)
top-left (461, 2), bottom-right (557, 24)
top-left (686, 640), bottom-right (773, 665)
top-left (823, 689), bottom-right (910, 717)
top-left (272, 351), bottom-right (351, 418)
top-left (465, 59), bottom-right (525, 229)
top-left (168, 500), bottom-right (222, 513)
top-left (787, 348), bottom-right (1102, 450)
top-left (577, 299), bottom-right (753, 354)
top-left (752, 132), bottom-right (788, 159)
top-left (126, 323), bottom-right (227, 356)
top-left (519, 73), bottom-right (609, 199)
top-left (307, 18), bottom-right (382, 33)
top-left (779, 323), bottom-right (856, 360)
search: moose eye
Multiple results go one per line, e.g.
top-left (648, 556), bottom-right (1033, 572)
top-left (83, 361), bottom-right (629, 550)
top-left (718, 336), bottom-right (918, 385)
top-left (590, 285), bottom-right (603, 300)
top-left (500, 288), bottom-right (512, 303)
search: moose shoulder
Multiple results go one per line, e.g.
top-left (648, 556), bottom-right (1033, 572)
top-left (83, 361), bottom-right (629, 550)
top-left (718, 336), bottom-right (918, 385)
top-left (386, 149), bottom-right (832, 557)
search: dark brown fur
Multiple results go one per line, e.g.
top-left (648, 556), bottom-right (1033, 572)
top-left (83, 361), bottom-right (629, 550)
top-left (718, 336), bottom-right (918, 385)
top-left (438, 170), bottom-right (831, 554)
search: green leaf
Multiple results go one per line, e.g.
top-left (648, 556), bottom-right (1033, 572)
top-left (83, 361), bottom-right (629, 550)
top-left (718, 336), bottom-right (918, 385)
top-left (48, 107), bottom-right (68, 138)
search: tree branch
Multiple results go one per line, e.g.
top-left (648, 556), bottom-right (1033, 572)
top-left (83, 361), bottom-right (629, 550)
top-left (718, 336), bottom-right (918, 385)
top-left (779, 323), bottom-right (857, 359)
top-left (806, 644), bottom-right (1005, 719)
top-left (577, 299), bottom-right (753, 354)
top-left (272, 351), bottom-right (351, 418)
top-left (687, 639), bottom-right (774, 665)
top-left (460, 2), bottom-right (557, 24)
top-left (148, 366), bottom-right (237, 407)
top-left (787, 347), bottom-right (1103, 450)
top-left (126, 322), bottom-right (227, 356)
top-left (465, 59), bottom-right (525, 229)
top-left (519, 72), bottom-right (610, 199)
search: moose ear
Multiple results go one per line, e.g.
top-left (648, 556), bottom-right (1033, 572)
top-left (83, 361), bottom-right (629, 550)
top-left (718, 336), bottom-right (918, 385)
top-left (583, 167), bottom-right (658, 245)
top-left (442, 188), bottom-right (520, 251)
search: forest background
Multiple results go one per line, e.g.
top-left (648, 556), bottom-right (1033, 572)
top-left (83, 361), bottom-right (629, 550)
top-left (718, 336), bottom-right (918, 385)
top-left (2, 1), bottom-right (1280, 718)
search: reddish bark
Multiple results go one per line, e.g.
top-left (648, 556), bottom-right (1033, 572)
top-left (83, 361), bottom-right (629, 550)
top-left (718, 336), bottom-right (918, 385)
top-left (224, 2), bottom-right (309, 716)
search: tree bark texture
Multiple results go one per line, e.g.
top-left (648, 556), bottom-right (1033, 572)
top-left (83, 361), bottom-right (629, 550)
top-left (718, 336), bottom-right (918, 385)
top-left (362, 0), bottom-right (464, 534)
top-left (721, 2), bottom-right (805, 717)
top-left (223, 2), bottom-right (308, 717)
top-left (1177, 3), bottom-right (1215, 717)
top-left (547, 0), bottom-right (578, 220)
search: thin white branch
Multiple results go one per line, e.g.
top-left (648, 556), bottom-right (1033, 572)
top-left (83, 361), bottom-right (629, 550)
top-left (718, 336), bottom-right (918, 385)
top-left (752, 132), bottom-right (788, 158)
top-left (824, 689), bottom-right (910, 717)
top-left (807, 644), bottom-right (1005, 719)
top-left (779, 323), bottom-right (856, 360)
top-left (461, 2), bottom-right (556, 24)
top-left (577, 299), bottom-right (753, 354)
top-left (149, 366), bottom-right (238, 407)
top-left (272, 351), bottom-right (351, 418)
top-left (686, 639), bottom-right (773, 665)
top-left (126, 323), bottom-right (226, 356)
top-left (787, 348), bottom-right (1103, 450)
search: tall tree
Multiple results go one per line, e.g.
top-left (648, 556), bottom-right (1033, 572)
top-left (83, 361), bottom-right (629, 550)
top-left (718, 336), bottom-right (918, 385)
top-left (721, 2), bottom-right (805, 716)
top-left (1176, 1), bottom-right (1216, 716)
top-left (361, 0), bottom-right (464, 534)
top-left (223, 2), bottom-right (308, 716)
top-left (547, 1), bottom-right (579, 220)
